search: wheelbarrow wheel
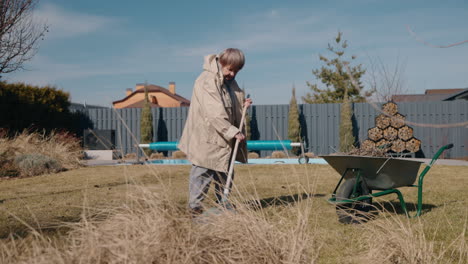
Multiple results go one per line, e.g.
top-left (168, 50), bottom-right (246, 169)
top-left (298, 155), bottom-right (309, 164)
top-left (335, 178), bottom-right (372, 224)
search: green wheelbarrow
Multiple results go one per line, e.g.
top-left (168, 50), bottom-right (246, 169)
top-left (322, 144), bottom-right (454, 223)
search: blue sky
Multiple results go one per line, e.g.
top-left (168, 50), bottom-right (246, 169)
top-left (6, 0), bottom-right (468, 106)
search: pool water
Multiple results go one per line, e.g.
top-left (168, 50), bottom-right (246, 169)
top-left (147, 158), bottom-right (327, 165)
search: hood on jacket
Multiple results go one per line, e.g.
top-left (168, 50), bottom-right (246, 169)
top-left (203, 54), bottom-right (223, 77)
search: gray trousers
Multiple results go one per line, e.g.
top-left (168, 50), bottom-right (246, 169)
top-left (188, 165), bottom-right (233, 210)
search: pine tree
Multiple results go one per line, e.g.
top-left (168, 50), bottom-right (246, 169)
top-left (140, 83), bottom-right (153, 156)
top-left (302, 31), bottom-right (372, 104)
top-left (288, 86), bottom-right (301, 155)
top-left (339, 84), bottom-right (355, 152)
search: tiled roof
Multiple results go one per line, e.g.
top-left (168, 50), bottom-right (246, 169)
top-left (112, 84), bottom-right (190, 106)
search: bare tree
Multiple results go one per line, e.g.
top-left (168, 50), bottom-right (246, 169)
top-left (406, 25), bottom-right (468, 48)
top-left (0, 0), bottom-right (48, 77)
top-left (367, 56), bottom-right (408, 102)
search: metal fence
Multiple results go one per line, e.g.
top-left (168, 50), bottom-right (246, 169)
top-left (86, 101), bottom-right (468, 159)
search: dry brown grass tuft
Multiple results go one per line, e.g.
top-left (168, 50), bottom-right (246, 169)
top-left (149, 152), bottom-right (165, 159)
top-left (0, 188), bottom-right (319, 263)
top-left (123, 153), bottom-right (136, 160)
top-left (0, 131), bottom-right (82, 177)
top-left (248, 152), bottom-right (260, 159)
top-left (271, 151), bottom-right (287, 158)
top-left (357, 205), bottom-right (468, 264)
top-left (171, 150), bottom-right (187, 159)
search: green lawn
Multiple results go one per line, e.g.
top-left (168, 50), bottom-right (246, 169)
top-left (0, 163), bottom-right (467, 263)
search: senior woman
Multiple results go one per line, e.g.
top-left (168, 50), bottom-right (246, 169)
top-left (178, 48), bottom-right (252, 215)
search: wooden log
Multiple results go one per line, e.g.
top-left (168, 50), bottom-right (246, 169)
top-left (382, 102), bottom-right (398, 116)
top-left (375, 114), bottom-right (391, 129)
top-left (391, 139), bottom-right (406, 153)
top-left (398, 125), bottom-right (414, 141)
top-left (406, 138), bottom-right (421, 152)
top-left (361, 140), bottom-right (376, 151)
top-left (368, 127), bottom-right (384, 141)
top-left (383, 127), bottom-right (398, 141)
top-left (390, 113), bottom-right (406, 128)
top-left (375, 139), bottom-right (391, 152)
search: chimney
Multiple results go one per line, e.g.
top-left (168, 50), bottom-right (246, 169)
top-left (135, 83), bottom-right (145, 90)
top-left (169, 82), bottom-right (176, 94)
top-left (126, 88), bottom-right (132, 96)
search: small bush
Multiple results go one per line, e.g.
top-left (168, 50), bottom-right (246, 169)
top-left (14, 154), bottom-right (62, 177)
top-left (171, 151), bottom-right (186, 159)
top-left (0, 150), bottom-right (20, 178)
top-left (0, 131), bottom-right (82, 170)
top-left (271, 151), bottom-right (287, 158)
top-left (248, 152), bottom-right (259, 159)
top-left (150, 152), bottom-right (165, 159)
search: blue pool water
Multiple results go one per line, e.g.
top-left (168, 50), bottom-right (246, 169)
top-left (147, 158), bottom-right (327, 165)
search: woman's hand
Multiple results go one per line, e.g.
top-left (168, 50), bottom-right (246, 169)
top-left (244, 98), bottom-right (252, 108)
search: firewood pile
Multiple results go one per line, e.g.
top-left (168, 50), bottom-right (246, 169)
top-left (356, 102), bottom-right (422, 156)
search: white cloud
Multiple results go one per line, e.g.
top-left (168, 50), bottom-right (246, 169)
top-left (33, 3), bottom-right (120, 39)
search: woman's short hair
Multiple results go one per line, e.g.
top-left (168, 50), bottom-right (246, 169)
top-left (219, 48), bottom-right (245, 70)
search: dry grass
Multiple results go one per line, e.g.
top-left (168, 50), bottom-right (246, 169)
top-left (0, 163), bottom-right (466, 263)
top-left (171, 150), bottom-right (187, 159)
top-left (248, 152), bottom-right (260, 159)
top-left (0, 131), bottom-right (82, 177)
top-left (149, 152), bottom-right (165, 159)
top-left (360, 211), bottom-right (467, 263)
top-left (271, 151), bottom-right (287, 158)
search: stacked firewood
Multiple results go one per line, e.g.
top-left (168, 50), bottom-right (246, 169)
top-left (361, 102), bottom-right (421, 154)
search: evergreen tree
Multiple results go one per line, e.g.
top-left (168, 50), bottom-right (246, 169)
top-left (288, 86), bottom-right (301, 155)
top-left (339, 85), bottom-right (355, 152)
top-left (140, 83), bottom-right (153, 156)
top-left (302, 31), bottom-right (372, 104)
top-left (245, 112), bottom-right (251, 140)
top-left (242, 86), bottom-right (251, 140)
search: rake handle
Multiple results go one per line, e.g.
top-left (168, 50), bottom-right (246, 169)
top-left (223, 100), bottom-right (249, 198)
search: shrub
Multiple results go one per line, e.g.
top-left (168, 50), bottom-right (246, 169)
top-left (14, 153), bottom-right (62, 177)
top-left (1, 131), bottom-right (82, 170)
top-left (0, 150), bottom-right (20, 177)
top-left (140, 84), bottom-right (153, 157)
top-left (271, 151), bottom-right (287, 158)
top-left (171, 150), bottom-right (186, 159)
top-left (288, 87), bottom-right (301, 155)
top-left (248, 152), bottom-right (259, 159)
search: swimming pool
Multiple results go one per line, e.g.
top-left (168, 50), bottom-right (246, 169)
top-left (147, 158), bottom-right (327, 165)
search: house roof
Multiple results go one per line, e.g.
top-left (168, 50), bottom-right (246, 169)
top-left (112, 84), bottom-right (190, 106)
top-left (392, 88), bottom-right (468, 102)
top-left (425, 88), bottom-right (464, 95)
top-left (442, 88), bottom-right (468, 101)
top-left (391, 94), bottom-right (449, 102)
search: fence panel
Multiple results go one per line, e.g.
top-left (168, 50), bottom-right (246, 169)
top-left (86, 101), bottom-right (468, 159)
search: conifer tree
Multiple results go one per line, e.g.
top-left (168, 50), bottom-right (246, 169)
top-left (242, 86), bottom-right (251, 140)
top-left (140, 83), bottom-right (153, 156)
top-left (339, 82), bottom-right (355, 152)
top-left (288, 86), bottom-right (301, 155)
top-left (302, 31), bottom-right (372, 103)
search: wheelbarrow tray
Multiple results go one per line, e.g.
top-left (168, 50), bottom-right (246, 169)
top-left (321, 155), bottom-right (424, 190)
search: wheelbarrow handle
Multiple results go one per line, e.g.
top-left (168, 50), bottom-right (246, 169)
top-left (428, 143), bottom-right (454, 167)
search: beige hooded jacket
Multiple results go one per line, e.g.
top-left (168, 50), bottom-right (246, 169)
top-left (178, 54), bottom-right (248, 172)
